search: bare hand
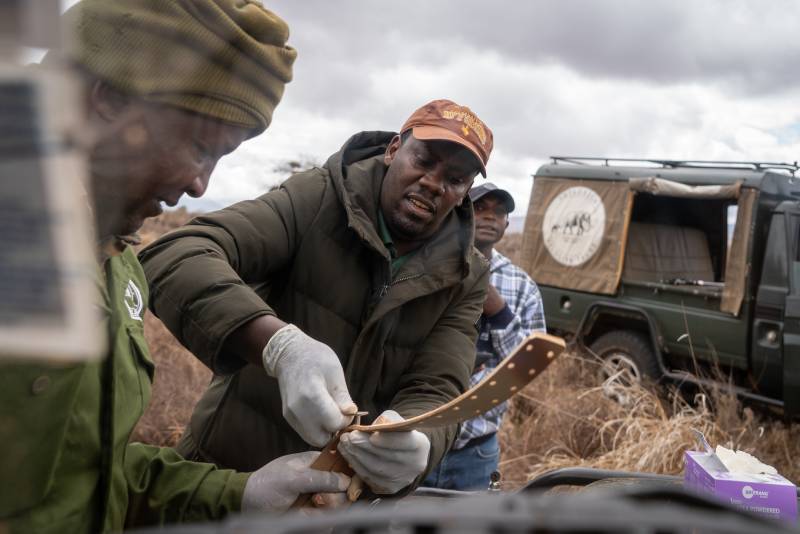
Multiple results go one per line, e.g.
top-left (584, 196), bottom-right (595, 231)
top-left (483, 284), bottom-right (506, 317)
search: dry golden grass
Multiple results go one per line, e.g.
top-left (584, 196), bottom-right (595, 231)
top-left (132, 313), bottom-right (211, 447)
top-left (499, 351), bottom-right (800, 489)
top-left (495, 232), bottom-right (522, 264)
top-left (137, 206), bottom-right (195, 247)
top-left (134, 210), bottom-right (800, 488)
top-left (131, 209), bottom-right (211, 447)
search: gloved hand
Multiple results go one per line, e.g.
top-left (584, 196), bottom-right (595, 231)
top-left (262, 323), bottom-right (357, 446)
top-left (337, 410), bottom-right (431, 494)
top-left (241, 451), bottom-right (350, 513)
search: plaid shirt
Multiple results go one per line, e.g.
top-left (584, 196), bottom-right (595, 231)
top-left (453, 249), bottom-right (546, 449)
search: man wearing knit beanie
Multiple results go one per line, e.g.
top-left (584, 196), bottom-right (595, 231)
top-left (0, 1), bottom-right (351, 532)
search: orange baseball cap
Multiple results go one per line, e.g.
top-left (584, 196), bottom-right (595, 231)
top-left (400, 99), bottom-right (493, 177)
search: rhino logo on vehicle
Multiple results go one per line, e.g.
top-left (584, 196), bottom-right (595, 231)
top-left (551, 212), bottom-right (593, 236)
top-left (542, 187), bottom-right (605, 267)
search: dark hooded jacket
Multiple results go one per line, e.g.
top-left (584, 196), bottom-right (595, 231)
top-left (139, 131), bottom-right (489, 486)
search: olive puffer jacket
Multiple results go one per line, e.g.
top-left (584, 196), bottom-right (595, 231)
top-left (139, 131), bottom-right (489, 486)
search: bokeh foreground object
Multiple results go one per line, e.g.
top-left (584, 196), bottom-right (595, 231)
top-left (0, 0), bottom-right (101, 362)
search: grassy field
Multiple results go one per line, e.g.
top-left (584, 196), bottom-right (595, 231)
top-left (133, 211), bottom-right (800, 488)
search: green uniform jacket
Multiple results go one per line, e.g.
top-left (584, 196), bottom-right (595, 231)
top-left (139, 131), bottom-right (489, 485)
top-left (0, 247), bottom-right (248, 533)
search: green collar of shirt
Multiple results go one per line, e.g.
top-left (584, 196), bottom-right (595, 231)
top-left (377, 211), bottom-right (414, 276)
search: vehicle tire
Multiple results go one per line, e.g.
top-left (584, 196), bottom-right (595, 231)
top-left (588, 330), bottom-right (661, 385)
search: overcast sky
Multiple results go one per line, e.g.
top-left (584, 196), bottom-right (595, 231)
top-left (69, 1), bottom-right (800, 218)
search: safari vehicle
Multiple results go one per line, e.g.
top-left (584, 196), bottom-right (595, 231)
top-left (519, 157), bottom-right (800, 417)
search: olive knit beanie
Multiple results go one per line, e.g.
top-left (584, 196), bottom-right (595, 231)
top-left (59, 0), bottom-right (296, 133)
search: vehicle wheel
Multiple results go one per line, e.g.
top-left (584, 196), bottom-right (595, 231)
top-left (588, 330), bottom-right (660, 386)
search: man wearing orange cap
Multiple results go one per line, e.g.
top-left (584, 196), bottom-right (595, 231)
top-left (140, 99), bottom-right (494, 496)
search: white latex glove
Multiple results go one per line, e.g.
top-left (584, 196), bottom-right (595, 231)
top-left (262, 324), bottom-right (357, 446)
top-left (241, 451), bottom-right (350, 514)
top-left (337, 410), bottom-right (431, 494)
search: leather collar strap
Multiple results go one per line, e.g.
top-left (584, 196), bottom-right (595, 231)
top-left (292, 332), bottom-right (566, 508)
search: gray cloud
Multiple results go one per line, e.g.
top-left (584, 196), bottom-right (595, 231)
top-left (163, 1), bottom-right (799, 213)
top-left (270, 0), bottom-right (800, 97)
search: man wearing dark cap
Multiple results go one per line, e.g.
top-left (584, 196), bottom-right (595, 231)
top-left (140, 99), bottom-right (494, 496)
top-left (424, 183), bottom-right (546, 491)
top-left (0, 2), bottom-right (351, 532)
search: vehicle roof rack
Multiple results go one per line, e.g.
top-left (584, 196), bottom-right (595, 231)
top-left (549, 156), bottom-right (799, 175)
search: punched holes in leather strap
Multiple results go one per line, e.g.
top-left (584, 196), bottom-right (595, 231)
top-left (31, 375), bottom-right (51, 395)
top-left (350, 332), bottom-right (566, 432)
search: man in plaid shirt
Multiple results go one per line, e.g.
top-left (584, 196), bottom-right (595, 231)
top-left (423, 183), bottom-right (546, 491)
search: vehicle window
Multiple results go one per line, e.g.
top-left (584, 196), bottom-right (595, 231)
top-left (791, 215), bottom-right (800, 293)
top-left (727, 205), bottom-right (738, 247)
top-left (760, 214), bottom-right (788, 290)
top-left (624, 195), bottom-right (727, 283)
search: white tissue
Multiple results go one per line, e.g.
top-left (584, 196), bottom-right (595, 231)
top-left (715, 445), bottom-right (777, 475)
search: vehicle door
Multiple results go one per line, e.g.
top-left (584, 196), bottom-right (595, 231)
top-left (780, 203), bottom-right (800, 417)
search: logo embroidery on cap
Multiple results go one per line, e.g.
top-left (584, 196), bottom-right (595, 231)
top-left (442, 107), bottom-right (487, 146)
top-left (124, 280), bottom-right (143, 321)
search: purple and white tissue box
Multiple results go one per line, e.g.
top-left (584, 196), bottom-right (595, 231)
top-left (685, 450), bottom-right (797, 523)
